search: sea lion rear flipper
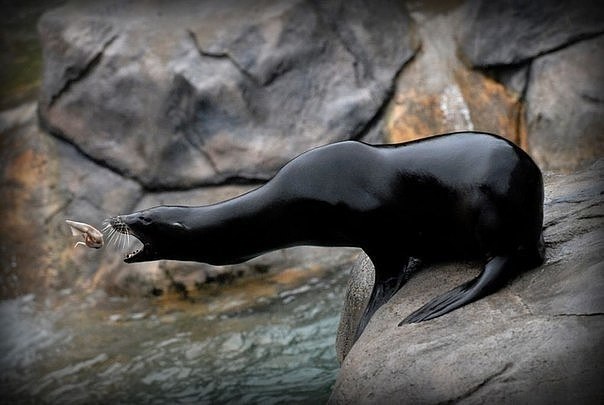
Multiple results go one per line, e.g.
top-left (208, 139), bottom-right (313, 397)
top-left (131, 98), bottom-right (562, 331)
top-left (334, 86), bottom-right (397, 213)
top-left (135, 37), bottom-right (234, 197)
top-left (399, 256), bottom-right (512, 324)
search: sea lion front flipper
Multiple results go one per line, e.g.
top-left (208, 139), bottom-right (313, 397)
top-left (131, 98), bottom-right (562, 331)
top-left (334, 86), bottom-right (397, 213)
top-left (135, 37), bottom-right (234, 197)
top-left (399, 256), bottom-right (512, 324)
top-left (352, 256), bottom-right (418, 341)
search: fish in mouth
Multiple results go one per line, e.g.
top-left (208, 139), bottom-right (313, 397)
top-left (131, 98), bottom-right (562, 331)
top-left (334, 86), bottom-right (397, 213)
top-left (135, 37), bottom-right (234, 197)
top-left (66, 220), bottom-right (104, 249)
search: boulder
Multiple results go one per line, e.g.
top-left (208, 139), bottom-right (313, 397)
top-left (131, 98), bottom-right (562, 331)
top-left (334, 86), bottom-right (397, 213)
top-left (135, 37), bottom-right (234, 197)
top-left (458, 0), bottom-right (604, 67)
top-left (332, 161), bottom-right (604, 403)
top-left (37, 0), bottom-right (418, 189)
top-left (384, 1), bottom-right (525, 147)
top-left (526, 35), bottom-right (604, 171)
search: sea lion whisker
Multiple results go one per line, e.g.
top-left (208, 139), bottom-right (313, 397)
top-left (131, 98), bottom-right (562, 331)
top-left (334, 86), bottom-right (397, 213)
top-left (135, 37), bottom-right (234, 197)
top-left (103, 227), bottom-right (113, 240)
top-left (107, 229), bottom-right (119, 247)
top-left (103, 222), bottom-right (114, 234)
top-left (104, 227), bottom-right (116, 241)
top-left (102, 220), bottom-right (113, 232)
top-left (115, 232), bottom-right (125, 249)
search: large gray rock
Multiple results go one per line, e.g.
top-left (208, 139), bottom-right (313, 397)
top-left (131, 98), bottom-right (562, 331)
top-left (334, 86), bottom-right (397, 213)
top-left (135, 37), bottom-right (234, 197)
top-left (459, 0), bottom-right (604, 67)
top-left (526, 35), bottom-right (604, 171)
top-left (332, 162), bottom-right (604, 404)
top-left (37, 0), bottom-right (418, 189)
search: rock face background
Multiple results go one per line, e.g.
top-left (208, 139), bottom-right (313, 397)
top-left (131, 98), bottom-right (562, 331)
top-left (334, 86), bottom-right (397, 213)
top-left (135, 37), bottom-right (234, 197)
top-left (1, 0), bottom-right (603, 302)
top-left (332, 161), bottom-right (604, 404)
top-left (37, 0), bottom-right (418, 189)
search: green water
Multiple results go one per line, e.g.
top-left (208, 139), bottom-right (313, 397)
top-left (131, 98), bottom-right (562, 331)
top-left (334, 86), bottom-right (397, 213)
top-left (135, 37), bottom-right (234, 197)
top-left (0, 267), bottom-right (349, 404)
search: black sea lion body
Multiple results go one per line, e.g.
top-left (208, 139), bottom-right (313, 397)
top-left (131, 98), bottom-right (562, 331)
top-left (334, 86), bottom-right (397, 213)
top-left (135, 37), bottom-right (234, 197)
top-left (111, 132), bottom-right (544, 338)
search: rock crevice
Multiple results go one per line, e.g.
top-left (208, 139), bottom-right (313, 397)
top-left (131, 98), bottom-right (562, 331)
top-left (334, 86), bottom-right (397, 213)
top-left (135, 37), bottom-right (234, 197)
top-left (186, 30), bottom-right (262, 87)
top-left (48, 34), bottom-right (118, 108)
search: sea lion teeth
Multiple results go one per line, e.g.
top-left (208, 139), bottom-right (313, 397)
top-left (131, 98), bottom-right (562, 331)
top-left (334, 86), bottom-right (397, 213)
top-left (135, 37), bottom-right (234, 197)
top-left (125, 248), bottom-right (141, 260)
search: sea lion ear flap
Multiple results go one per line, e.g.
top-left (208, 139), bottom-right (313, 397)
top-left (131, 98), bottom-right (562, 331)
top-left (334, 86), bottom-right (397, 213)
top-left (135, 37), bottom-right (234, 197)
top-left (172, 222), bottom-right (187, 230)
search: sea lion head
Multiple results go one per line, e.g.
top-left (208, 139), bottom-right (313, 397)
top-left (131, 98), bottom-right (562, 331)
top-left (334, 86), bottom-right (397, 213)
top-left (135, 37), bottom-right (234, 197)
top-left (107, 206), bottom-right (189, 263)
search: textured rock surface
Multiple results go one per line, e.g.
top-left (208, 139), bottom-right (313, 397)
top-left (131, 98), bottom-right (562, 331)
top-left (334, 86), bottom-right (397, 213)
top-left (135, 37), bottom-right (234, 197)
top-left (0, 102), bottom-right (142, 297)
top-left (526, 35), bottom-right (604, 171)
top-left (456, 0), bottom-right (604, 172)
top-left (385, 1), bottom-right (525, 146)
top-left (37, 0), bottom-right (418, 189)
top-left (459, 0), bottom-right (604, 67)
top-left (332, 162), bottom-right (604, 403)
top-left (335, 254), bottom-right (374, 364)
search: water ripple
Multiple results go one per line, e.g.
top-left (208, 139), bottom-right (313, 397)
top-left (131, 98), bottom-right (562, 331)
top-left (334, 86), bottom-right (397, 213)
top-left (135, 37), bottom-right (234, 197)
top-left (0, 264), bottom-right (351, 404)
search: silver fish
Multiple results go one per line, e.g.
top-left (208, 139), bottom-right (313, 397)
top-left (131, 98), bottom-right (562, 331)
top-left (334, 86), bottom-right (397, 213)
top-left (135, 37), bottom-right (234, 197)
top-left (66, 220), bottom-right (104, 249)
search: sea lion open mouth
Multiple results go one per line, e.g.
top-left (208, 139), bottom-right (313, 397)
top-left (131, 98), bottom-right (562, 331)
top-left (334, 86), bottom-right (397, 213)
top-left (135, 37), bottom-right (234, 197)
top-left (104, 216), bottom-right (147, 263)
top-left (105, 207), bottom-right (191, 264)
top-left (123, 240), bottom-right (145, 263)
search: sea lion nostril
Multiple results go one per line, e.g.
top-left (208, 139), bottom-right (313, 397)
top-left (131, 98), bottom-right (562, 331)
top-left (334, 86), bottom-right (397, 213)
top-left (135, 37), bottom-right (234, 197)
top-left (106, 216), bottom-right (132, 236)
top-left (108, 216), bottom-right (124, 227)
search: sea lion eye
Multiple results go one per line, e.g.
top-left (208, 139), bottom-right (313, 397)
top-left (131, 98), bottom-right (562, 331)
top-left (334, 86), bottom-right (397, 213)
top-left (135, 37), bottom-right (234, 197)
top-left (139, 216), bottom-right (152, 225)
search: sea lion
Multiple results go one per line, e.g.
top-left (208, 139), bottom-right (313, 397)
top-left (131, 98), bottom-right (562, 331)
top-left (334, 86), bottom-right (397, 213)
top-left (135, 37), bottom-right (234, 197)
top-left (108, 132), bottom-right (544, 338)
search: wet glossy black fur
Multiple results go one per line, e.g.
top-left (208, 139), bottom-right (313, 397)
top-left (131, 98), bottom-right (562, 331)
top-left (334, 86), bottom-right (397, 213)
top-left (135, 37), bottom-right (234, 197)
top-left (112, 132), bottom-right (544, 338)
